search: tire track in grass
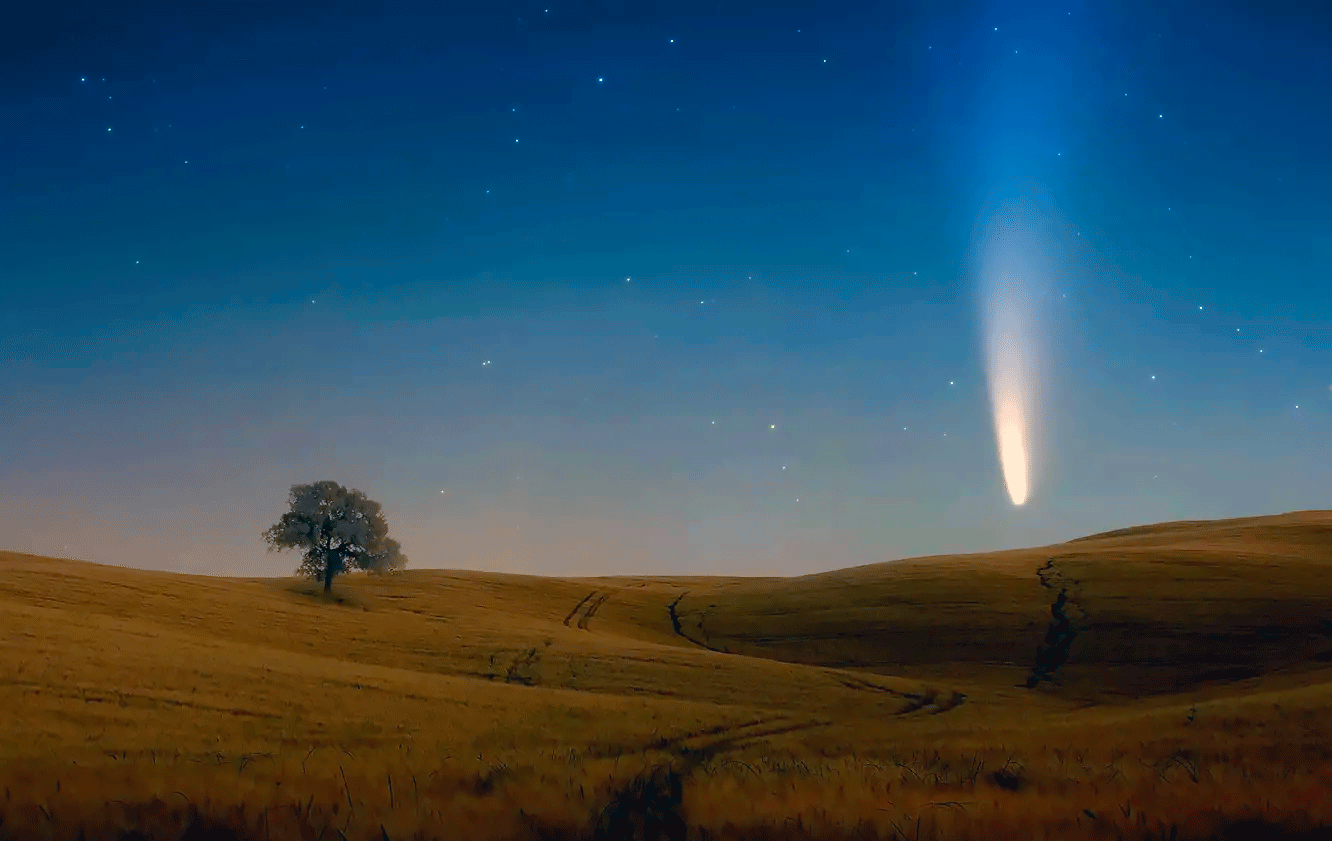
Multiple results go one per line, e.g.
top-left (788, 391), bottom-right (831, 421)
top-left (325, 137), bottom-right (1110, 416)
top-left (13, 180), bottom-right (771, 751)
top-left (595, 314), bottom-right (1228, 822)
top-left (666, 592), bottom-right (725, 653)
top-left (577, 593), bottom-right (611, 630)
top-left (563, 591), bottom-right (598, 627)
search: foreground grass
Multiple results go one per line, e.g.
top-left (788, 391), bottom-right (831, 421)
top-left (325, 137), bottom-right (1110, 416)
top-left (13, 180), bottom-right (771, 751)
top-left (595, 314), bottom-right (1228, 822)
top-left (3, 510), bottom-right (1331, 839)
top-left (4, 732), bottom-right (1331, 840)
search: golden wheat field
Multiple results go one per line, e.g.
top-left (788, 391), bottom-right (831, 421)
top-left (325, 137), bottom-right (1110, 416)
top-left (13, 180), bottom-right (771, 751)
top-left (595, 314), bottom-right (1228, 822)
top-left (3, 510), bottom-right (1332, 840)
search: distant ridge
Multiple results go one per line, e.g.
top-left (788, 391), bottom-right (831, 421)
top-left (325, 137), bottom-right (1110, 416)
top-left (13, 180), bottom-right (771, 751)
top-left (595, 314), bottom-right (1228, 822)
top-left (1064, 509), bottom-right (1332, 544)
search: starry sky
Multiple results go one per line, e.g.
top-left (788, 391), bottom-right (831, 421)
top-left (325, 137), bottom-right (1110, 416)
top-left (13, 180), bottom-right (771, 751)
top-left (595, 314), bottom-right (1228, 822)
top-left (2, 0), bottom-right (1329, 579)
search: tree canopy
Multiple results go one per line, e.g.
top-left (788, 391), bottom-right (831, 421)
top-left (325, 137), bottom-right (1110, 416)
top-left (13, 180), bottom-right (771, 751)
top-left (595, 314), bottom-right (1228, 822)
top-left (262, 480), bottom-right (407, 592)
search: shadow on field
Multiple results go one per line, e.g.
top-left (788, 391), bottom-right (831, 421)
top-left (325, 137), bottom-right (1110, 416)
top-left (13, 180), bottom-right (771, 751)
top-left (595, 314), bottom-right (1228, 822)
top-left (282, 581), bottom-right (371, 611)
top-left (589, 764), bottom-right (691, 841)
top-left (6, 781), bottom-right (1332, 841)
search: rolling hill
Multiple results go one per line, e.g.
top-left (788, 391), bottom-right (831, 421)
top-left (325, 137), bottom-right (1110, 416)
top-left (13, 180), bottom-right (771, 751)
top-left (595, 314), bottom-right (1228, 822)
top-left (2, 510), bottom-right (1330, 840)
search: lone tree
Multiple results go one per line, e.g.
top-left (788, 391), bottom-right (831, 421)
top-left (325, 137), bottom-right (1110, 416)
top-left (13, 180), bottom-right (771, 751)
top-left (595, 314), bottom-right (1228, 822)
top-left (262, 480), bottom-right (407, 593)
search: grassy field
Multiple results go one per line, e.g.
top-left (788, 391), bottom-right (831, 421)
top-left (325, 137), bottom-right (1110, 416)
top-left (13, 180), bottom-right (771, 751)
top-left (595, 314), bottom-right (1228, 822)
top-left (2, 510), bottom-right (1331, 840)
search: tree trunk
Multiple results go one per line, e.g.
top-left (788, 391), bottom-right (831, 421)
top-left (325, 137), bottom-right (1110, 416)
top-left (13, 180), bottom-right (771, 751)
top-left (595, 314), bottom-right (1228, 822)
top-left (323, 547), bottom-right (337, 593)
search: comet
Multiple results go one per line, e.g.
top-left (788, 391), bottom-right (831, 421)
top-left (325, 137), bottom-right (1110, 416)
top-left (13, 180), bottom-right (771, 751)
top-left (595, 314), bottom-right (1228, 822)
top-left (976, 191), bottom-right (1054, 507)
top-left (983, 285), bottom-right (1034, 506)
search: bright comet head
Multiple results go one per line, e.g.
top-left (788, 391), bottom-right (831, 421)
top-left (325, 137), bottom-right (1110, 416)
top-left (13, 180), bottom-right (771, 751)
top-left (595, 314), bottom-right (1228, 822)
top-left (995, 395), bottom-right (1029, 505)
top-left (984, 318), bottom-right (1035, 508)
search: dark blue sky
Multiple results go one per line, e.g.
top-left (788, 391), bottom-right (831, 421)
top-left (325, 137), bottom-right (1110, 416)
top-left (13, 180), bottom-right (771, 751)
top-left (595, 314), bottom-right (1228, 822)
top-left (3, 1), bottom-right (1329, 577)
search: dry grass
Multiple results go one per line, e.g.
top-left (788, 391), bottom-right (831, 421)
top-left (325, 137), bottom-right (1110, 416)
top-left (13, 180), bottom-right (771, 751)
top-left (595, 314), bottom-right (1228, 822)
top-left (2, 509), bottom-right (1331, 839)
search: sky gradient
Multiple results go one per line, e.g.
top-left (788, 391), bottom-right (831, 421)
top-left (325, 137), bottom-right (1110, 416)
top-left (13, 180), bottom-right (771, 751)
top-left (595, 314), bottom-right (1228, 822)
top-left (3, 0), bottom-right (1329, 578)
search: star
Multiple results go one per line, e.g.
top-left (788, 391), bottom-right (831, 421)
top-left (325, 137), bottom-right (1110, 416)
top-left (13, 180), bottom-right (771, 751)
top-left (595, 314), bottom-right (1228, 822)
top-left (1151, 375), bottom-right (1156, 380)
top-left (597, 77), bottom-right (604, 83)
top-left (769, 424), bottom-right (776, 430)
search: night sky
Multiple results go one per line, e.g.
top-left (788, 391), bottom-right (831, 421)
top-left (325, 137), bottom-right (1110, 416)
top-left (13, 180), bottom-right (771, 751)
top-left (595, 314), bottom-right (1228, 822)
top-left (3, 1), bottom-right (1329, 578)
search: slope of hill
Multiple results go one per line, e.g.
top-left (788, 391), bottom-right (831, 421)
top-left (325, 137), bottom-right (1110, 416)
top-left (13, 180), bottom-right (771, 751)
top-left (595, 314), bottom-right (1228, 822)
top-left (659, 509), bottom-right (1332, 698)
